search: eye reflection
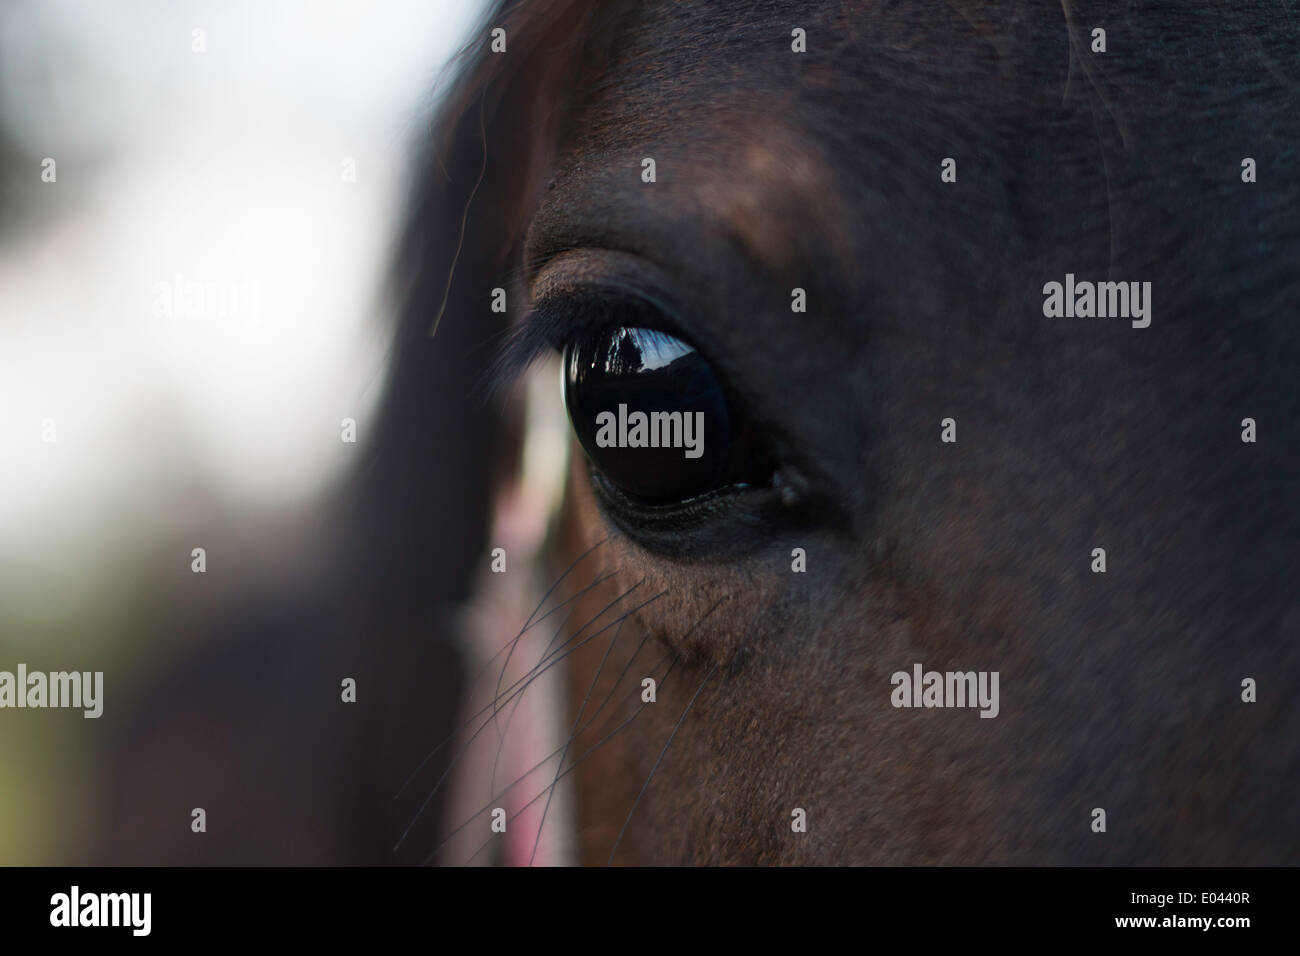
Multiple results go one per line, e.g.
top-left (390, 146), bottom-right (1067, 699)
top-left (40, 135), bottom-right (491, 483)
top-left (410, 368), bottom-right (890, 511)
top-left (600, 327), bottom-right (694, 374)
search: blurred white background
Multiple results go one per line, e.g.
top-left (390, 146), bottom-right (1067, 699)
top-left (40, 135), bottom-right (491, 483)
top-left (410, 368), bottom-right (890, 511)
top-left (0, 0), bottom-right (486, 625)
top-left (0, 0), bottom-right (487, 861)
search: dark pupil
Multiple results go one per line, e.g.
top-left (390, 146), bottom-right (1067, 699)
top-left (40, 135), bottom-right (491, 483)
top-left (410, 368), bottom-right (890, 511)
top-left (563, 327), bottom-right (740, 502)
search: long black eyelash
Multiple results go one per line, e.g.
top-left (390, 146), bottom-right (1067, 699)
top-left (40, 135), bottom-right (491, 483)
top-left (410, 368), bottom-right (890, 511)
top-left (484, 287), bottom-right (683, 399)
top-left (483, 304), bottom-right (564, 400)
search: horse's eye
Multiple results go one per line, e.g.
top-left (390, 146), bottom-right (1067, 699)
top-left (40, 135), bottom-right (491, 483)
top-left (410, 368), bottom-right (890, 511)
top-left (562, 326), bottom-right (767, 504)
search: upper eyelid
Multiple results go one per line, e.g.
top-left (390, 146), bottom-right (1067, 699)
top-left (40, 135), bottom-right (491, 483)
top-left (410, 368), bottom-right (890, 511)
top-left (522, 252), bottom-right (745, 406)
top-left (530, 247), bottom-right (681, 312)
top-left (538, 286), bottom-right (686, 342)
top-left (526, 249), bottom-right (709, 363)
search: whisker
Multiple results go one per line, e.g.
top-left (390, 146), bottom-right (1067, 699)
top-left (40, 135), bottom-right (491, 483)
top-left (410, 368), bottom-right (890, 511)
top-left (604, 661), bottom-right (719, 866)
top-left (427, 591), bottom-right (730, 863)
top-left (489, 600), bottom-right (579, 793)
top-left (422, 648), bottom-right (675, 864)
top-left (576, 593), bottom-right (728, 745)
top-left (488, 576), bottom-right (646, 794)
top-left (493, 573), bottom-right (642, 729)
top-left (437, 654), bottom-right (682, 867)
top-left (394, 566), bottom-right (619, 800)
top-left (528, 592), bottom-right (732, 865)
top-left (468, 568), bottom-right (619, 704)
top-left (521, 535), bottom-right (610, 633)
top-left (527, 612), bottom-right (630, 865)
top-left (393, 585), bottom-right (664, 850)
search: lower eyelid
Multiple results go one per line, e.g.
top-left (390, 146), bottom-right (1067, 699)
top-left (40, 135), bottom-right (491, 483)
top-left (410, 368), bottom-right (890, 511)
top-left (587, 464), bottom-right (790, 559)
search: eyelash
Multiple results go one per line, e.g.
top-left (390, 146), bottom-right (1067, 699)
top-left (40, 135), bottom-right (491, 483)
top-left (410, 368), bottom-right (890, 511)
top-left (490, 289), bottom-right (683, 396)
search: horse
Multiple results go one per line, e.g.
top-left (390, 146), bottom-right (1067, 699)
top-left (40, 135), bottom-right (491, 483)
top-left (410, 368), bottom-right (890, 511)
top-left (100, 0), bottom-right (1300, 866)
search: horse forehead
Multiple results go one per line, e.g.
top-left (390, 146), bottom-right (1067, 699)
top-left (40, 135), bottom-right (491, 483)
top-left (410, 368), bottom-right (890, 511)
top-left (690, 129), bottom-right (853, 278)
top-left (549, 3), bottom-right (1007, 272)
